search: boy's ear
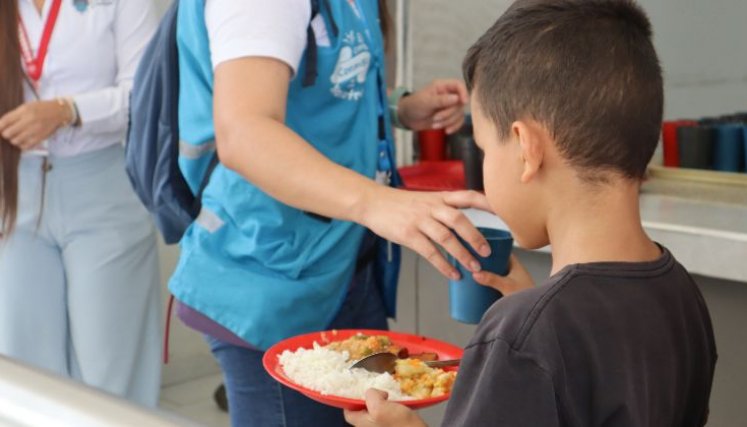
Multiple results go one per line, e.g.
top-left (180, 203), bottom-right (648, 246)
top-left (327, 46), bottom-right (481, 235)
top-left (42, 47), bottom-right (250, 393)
top-left (512, 120), bottom-right (546, 184)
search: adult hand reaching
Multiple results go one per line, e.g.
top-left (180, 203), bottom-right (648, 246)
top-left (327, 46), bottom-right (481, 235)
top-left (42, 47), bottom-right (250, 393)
top-left (358, 187), bottom-right (493, 280)
top-left (398, 79), bottom-right (468, 134)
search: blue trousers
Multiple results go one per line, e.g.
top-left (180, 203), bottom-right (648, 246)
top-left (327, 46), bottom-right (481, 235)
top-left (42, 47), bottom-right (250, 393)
top-left (207, 250), bottom-right (389, 427)
top-left (0, 145), bottom-right (162, 407)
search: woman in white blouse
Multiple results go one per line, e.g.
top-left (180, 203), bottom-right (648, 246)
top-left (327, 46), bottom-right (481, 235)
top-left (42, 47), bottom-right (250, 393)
top-left (0, 0), bottom-right (161, 407)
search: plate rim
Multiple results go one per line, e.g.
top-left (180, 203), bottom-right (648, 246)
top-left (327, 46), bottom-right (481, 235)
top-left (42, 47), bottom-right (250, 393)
top-left (262, 329), bottom-right (464, 409)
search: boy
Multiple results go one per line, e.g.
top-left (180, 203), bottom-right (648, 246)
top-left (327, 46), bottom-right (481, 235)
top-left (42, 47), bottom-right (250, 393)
top-left (344, 0), bottom-right (717, 426)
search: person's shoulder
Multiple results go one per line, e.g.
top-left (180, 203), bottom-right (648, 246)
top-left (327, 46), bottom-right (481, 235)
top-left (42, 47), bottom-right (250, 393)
top-left (203, 0), bottom-right (313, 74)
top-left (468, 246), bottom-right (701, 353)
top-left (205, 0), bottom-right (312, 23)
top-left (467, 267), bottom-right (577, 352)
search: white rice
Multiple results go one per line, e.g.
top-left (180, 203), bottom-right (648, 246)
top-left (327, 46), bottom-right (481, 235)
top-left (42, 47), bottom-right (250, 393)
top-left (278, 342), bottom-right (413, 401)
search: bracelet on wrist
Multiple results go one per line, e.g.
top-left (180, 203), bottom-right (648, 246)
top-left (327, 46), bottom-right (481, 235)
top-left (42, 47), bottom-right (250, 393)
top-left (56, 97), bottom-right (80, 128)
top-left (65, 97), bottom-right (80, 127)
top-left (388, 86), bottom-right (411, 130)
top-left (55, 97), bottom-right (72, 127)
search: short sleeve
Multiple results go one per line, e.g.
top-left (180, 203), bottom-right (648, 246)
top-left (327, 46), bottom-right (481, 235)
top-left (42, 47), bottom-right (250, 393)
top-left (442, 339), bottom-right (561, 427)
top-left (205, 0), bottom-right (312, 75)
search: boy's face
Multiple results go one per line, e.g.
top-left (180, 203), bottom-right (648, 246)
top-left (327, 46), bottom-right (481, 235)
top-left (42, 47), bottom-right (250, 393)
top-left (471, 96), bottom-right (549, 249)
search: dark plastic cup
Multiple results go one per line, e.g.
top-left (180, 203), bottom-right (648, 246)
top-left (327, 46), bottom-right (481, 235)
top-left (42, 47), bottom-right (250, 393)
top-left (713, 124), bottom-right (744, 172)
top-left (448, 115), bottom-right (484, 190)
top-left (743, 126), bottom-right (747, 173)
top-left (448, 228), bottom-right (513, 324)
top-left (678, 125), bottom-right (714, 170)
top-left (447, 115), bottom-right (472, 161)
top-left (698, 117), bottom-right (719, 126)
top-left (452, 134), bottom-right (483, 191)
top-left (459, 136), bottom-right (484, 191)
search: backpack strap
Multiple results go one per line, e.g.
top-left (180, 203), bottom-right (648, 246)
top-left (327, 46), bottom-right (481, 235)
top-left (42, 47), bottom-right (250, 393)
top-left (302, 0), bottom-right (322, 87)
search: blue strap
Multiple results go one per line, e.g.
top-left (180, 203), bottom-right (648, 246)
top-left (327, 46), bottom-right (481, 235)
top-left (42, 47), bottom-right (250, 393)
top-left (322, 0), bottom-right (339, 37)
top-left (354, 1), bottom-right (395, 179)
top-left (302, 0), bottom-right (321, 87)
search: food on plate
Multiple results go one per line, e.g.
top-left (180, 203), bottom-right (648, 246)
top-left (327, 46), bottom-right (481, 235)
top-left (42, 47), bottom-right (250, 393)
top-left (409, 352), bottom-right (438, 362)
top-left (325, 333), bottom-right (405, 360)
top-left (395, 358), bottom-right (457, 399)
top-left (278, 333), bottom-right (457, 401)
top-left (279, 343), bottom-right (412, 401)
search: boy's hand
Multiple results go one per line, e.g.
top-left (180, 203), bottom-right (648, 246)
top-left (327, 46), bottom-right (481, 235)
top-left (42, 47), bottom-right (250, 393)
top-left (344, 389), bottom-right (428, 427)
top-left (473, 254), bottom-right (535, 296)
top-left (398, 79), bottom-right (468, 134)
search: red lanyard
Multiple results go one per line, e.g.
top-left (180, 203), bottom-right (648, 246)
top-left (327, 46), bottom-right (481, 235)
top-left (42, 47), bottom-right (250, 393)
top-left (18, 0), bottom-right (63, 85)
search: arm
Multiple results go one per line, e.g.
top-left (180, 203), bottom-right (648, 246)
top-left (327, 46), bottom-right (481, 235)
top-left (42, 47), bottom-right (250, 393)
top-left (213, 58), bottom-right (491, 279)
top-left (71, 0), bottom-right (157, 137)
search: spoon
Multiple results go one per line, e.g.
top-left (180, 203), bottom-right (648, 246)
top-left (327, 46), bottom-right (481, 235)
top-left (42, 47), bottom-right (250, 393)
top-left (351, 352), bottom-right (461, 374)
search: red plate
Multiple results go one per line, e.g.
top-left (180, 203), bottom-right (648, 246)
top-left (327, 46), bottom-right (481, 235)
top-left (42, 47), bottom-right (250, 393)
top-left (262, 329), bottom-right (463, 410)
top-left (398, 161), bottom-right (466, 191)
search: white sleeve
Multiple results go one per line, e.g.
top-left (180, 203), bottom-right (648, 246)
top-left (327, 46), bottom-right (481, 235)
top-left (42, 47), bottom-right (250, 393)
top-left (73, 0), bottom-right (157, 137)
top-left (205, 0), bottom-right (312, 75)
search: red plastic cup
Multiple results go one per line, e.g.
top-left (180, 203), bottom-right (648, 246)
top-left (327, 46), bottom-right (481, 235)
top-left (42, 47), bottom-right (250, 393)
top-left (662, 120), bottom-right (697, 167)
top-left (418, 129), bottom-right (447, 161)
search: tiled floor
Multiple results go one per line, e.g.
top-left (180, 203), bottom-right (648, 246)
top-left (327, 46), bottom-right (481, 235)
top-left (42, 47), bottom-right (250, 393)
top-left (159, 373), bottom-right (230, 427)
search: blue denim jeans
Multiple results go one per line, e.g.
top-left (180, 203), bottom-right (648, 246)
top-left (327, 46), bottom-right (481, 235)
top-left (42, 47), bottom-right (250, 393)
top-left (207, 240), bottom-right (389, 427)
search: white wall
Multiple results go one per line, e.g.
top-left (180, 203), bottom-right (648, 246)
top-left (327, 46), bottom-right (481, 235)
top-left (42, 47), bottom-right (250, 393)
top-left (409, 0), bottom-right (747, 119)
top-left (645, 0), bottom-right (747, 119)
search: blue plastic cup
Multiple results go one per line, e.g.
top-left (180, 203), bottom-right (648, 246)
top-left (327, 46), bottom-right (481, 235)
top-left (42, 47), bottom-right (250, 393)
top-left (448, 228), bottom-right (513, 324)
top-left (713, 124), bottom-right (744, 172)
top-left (743, 126), bottom-right (747, 173)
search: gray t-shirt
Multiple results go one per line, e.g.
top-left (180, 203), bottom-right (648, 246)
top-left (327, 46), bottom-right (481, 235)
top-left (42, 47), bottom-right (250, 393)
top-left (442, 247), bottom-right (716, 427)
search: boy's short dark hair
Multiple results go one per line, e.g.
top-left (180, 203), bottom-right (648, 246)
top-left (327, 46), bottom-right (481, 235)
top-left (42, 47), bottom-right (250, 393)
top-left (463, 0), bottom-right (663, 181)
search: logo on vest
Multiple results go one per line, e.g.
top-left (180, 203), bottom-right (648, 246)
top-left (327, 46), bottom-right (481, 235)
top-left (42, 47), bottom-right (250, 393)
top-left (330, 31), bottom-right (371, 101)
top-left (72, 0), bottom-right (113, 11)
top-left (72, 0), bottom-right (88, 12)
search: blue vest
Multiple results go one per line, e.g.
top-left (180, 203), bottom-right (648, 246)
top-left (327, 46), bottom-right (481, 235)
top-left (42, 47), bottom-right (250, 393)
top-left (169, 0), bottom-right (400, 350)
